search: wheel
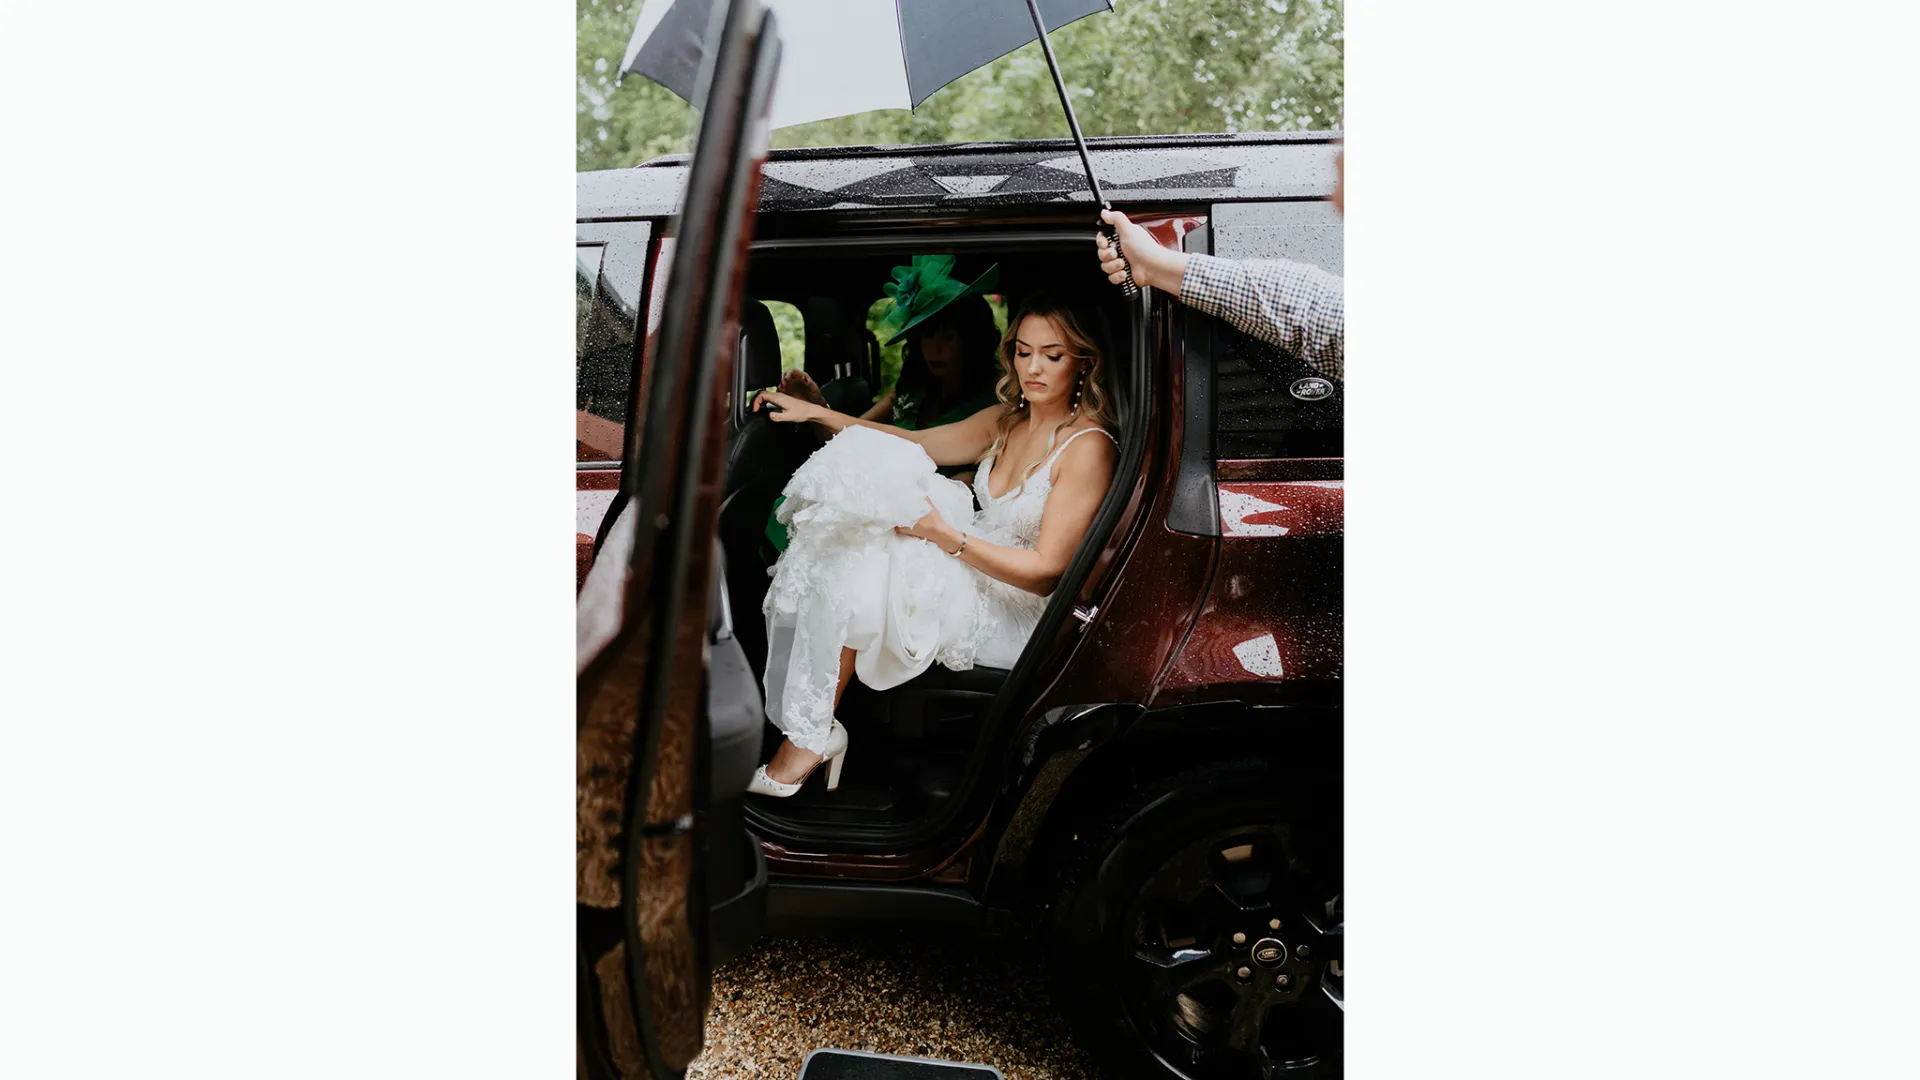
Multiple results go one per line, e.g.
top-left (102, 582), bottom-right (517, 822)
top-left (1049, 761), bottom-right (1342, 1079)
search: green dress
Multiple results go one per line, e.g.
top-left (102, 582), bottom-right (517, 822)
top-left (764, 389), bottom-right (998, 554)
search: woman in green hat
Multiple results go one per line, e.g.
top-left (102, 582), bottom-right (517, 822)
top-left (866, 256), bottom-right (1005, 438)
top-left (868, 292), bottom-right (1002, 442)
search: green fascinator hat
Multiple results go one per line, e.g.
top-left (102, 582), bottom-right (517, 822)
top-left (874, 255), bottom-right (999, 346)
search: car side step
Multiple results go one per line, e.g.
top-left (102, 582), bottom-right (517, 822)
top-left (766, 881), bottom-right (981, 930)
top-left (798, 1049), bottom-right (1002, 1078)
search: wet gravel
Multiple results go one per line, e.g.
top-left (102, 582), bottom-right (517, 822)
top-left (689, 928), bottom-right (1099, 1080)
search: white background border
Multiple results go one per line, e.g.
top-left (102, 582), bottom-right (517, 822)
top-left (4, 1), bottom-right (1918, 1076)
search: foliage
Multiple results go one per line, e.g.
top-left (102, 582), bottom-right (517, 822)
top-left (579, 0), bottom-right (1343, 171)
top-left (762, 300), bottom-right (807, 372)
top-left (866, 299), bottom-right (901, 386)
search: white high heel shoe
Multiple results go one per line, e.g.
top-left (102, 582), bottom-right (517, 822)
top-left (747, 721), bottom-right (849, 798)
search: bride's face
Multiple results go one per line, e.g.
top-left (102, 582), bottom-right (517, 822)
top-left (1010, 314), bottom-right (1080, 410)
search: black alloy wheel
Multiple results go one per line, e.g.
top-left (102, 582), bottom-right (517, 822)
top-left (1050, 763), bottom-right (1341, 1080)
top-left (1126, 826), bottom-right (1342, 1077)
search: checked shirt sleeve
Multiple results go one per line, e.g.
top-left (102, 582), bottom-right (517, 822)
top-left (1180, 253), bottom-right (1344, 382)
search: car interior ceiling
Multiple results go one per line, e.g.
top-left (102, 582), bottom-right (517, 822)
top-left (719, 246), bottom-right (1135, 831)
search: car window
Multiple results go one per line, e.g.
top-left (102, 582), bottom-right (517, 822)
top-left (1213, 330), bottom-right (1343, 459)
top-left (1207, 201), bottom-right (1343, 460)
top-left (577, 243), bottom-right (632, 463)
top-left (864, 297), bottom-right (908, 390)
top-left (763, 300), bottom-right (806, 373)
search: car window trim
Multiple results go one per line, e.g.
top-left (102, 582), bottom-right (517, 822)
top-left (748, 230), bottom-right (1095, 254)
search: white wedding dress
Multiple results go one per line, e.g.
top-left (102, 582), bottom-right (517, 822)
top-left (761, 424), bottom-right (1116, 754)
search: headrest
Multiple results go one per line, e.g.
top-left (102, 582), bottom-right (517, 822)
top-left (739, 299), bottom-right (781, 395)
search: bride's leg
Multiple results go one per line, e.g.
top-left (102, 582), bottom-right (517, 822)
top-left (834, 644), bottom-right (856, 706)
top-left (766, 647), bottom-right (859, 784)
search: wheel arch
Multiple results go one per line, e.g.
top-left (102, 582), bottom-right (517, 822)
top-left (982, 698), bottom-right (1341, 914)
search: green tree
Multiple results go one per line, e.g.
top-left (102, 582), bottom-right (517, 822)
top-left (579, 0), bottom-right (1342, 171)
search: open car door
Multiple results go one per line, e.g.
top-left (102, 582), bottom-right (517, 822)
top-left (577, 2), bottom-right (780, 1077)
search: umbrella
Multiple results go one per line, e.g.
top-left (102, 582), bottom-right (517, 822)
top-left (621, 0), bottom-right (1106, 129)
top-left (622, 0), bottom-right (1137, 293)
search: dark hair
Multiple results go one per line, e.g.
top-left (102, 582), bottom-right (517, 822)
top-left (895, 294), bottom-right (1001, 422)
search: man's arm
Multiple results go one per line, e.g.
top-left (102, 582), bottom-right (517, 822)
top-left (1098, 209), bottom-right (1344, 382)
top-left (1179, 253), bottom-right (1344, 382)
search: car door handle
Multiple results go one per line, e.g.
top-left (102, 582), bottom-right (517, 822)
top-left (639, 814), bottom-right (695, 838)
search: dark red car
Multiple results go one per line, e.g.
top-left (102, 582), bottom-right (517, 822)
top-left (578, 10), bottom-right (1341, 1079)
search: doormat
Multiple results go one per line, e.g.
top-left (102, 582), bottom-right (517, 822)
top-left (796, 1048), bottom-right (1003, 1079)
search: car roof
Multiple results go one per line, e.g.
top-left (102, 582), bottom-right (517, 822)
top-left (577, 131), bottom-right (1339, 220)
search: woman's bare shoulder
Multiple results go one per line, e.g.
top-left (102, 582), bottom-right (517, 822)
top-left (1053, 421), bottom-right (1118, 478)
top-left (1066, 417), bottom-right (1118, 449)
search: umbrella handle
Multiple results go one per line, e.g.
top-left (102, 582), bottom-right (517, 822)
top-left (1100, 211), bottom-right (1140, 300)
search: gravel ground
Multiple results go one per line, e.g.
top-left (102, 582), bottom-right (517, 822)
top-left (689, 928), bottom-right (1100, 1080)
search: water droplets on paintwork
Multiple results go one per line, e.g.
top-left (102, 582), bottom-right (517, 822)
top-left (1233, 633), bottom-right (1285, 678)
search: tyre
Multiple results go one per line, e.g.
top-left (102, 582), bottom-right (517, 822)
top-left (1049, 761), bottom-right (1342, 1079)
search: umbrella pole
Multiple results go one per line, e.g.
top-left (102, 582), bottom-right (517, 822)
top-left (1022, 0), bottom-right (1105, 208)
top-left (1022, 0), bottom-right (1137, 297)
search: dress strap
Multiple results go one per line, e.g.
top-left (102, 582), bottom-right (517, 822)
top-left (1044, 426), bottom-right (1118, 471)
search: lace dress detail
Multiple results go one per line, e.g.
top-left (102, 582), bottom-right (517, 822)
top-left (760, 424), bottom-right (1115, 754)
top-left (955, 426), bottom-right (1116, 670)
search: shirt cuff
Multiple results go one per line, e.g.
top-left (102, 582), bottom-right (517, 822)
top-left (1179, 252), bottom-right (1229, 308)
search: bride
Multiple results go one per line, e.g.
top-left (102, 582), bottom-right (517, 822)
top-left (746, 289), bottom-right (1118, 797)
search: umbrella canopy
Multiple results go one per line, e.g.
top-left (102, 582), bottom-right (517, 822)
top-left (621, 0), bottom-right (1114, 131)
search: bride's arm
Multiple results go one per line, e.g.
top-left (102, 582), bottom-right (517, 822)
top-left (859, 388), bottom-right (896, 422)
top-left (752, 390), bottom-right (1002, 468)
top-left (897, 431), bottom-right (1117, 596)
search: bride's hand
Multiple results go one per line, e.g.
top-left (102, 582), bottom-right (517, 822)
top-left (751, 387), bottom-right (822, 423)
top-left (894, 500), bottom-right (956, 551)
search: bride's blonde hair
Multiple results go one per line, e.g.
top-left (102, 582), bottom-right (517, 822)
top-left (984, 295), bottom-right (1115, 500)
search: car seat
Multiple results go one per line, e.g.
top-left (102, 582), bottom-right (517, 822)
top-left (806, 299), bottom-right (877, 419)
